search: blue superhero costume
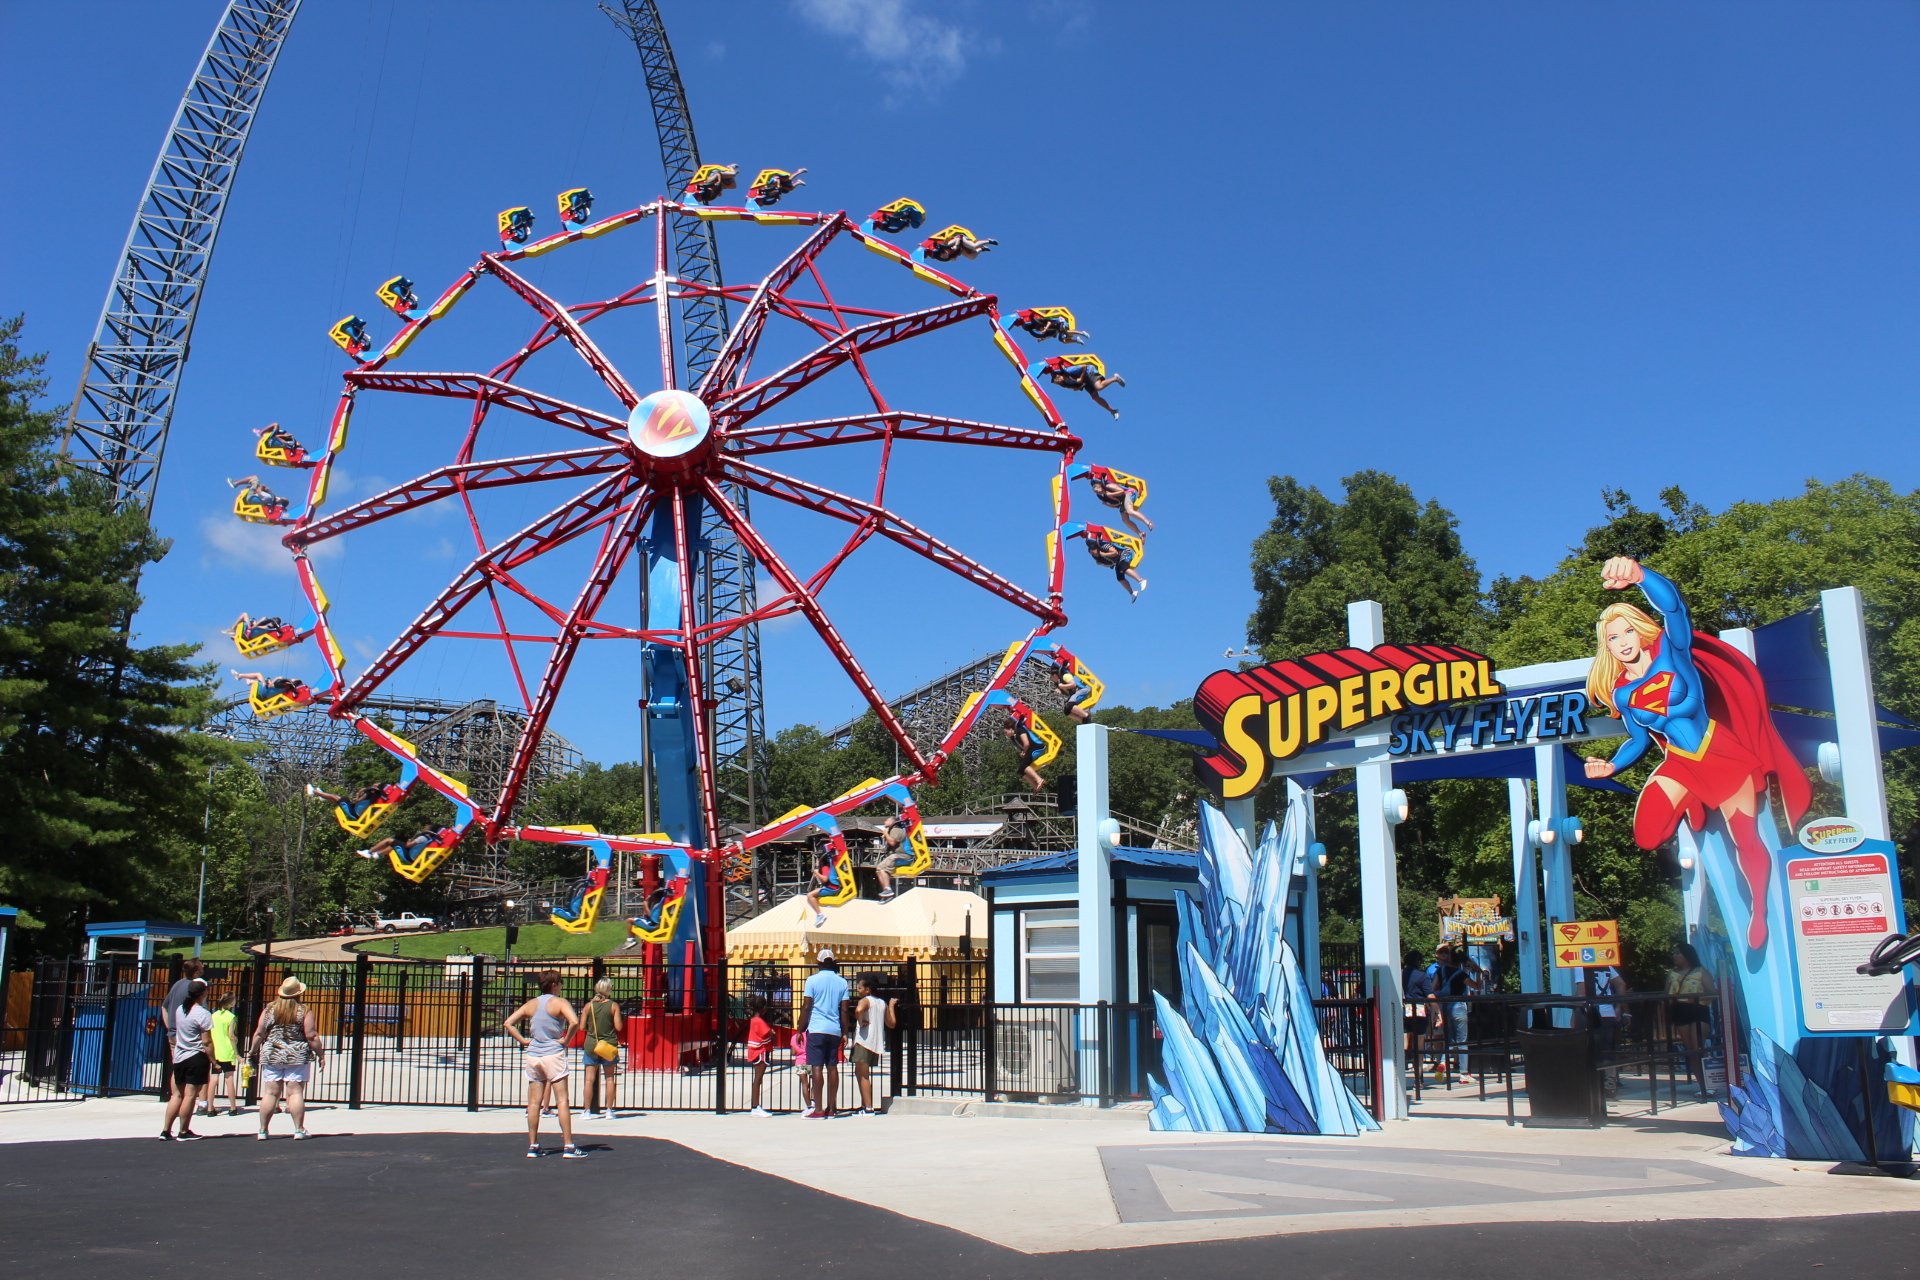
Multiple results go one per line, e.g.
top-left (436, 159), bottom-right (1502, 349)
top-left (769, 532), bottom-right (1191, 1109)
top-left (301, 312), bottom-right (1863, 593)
top-left (1602, 568), bottom-right (1809, 950)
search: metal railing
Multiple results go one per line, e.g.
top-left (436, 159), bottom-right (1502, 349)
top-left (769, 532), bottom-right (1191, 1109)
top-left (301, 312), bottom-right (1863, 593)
top-left (10, 954), bottom-right (996, 1115)
top-left (1405, 990), bottom-right (1723, 1123)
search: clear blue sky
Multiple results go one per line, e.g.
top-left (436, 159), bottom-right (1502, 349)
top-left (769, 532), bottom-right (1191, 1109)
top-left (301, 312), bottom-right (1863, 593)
top-left (5, 1), bottom-right (1916, 768)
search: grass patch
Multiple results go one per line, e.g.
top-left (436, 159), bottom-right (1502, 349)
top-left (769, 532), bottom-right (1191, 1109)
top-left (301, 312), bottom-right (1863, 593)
top-left (157, 940), bottom-right (260, 962)
top-left (348, 919), bottom-right (633, 961)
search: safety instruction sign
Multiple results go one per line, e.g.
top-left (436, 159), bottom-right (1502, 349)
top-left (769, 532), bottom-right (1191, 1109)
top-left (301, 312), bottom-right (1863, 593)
top-left (1785, 823), bottom-right (1915, 1035)
top-left (1551, 919), bottom-right (1620, 969)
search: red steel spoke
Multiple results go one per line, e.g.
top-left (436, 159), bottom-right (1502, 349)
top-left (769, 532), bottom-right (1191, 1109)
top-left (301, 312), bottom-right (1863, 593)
top-left (697, 216), bottom-right (847, 400)
top-left (724, 412), bottom-right (1079, 457)
top-left (704, 477), bottom-right (928, 773)
top-left (722, 459), bottom-right (1064, 625)
top-left (483, 254), bottom-right (641, 410)
top-left (494, 485), bottom-right (656, 823)
top-left (288, 446), bottom-right (627, 548)
top-left (335, 475), bottom-right (635, 712)
top-left (346, 371), bottom-right (626, 442)
top-left (709, 296), bottom-right (994, 428)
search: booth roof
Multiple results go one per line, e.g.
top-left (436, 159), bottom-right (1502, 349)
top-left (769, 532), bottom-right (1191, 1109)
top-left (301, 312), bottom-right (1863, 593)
top-left (83, 919), bottom-right (205, 939)
top-left (726, 886), bottom-right (987, 960)
top-left (979, 846), bottom-right (1198, 885)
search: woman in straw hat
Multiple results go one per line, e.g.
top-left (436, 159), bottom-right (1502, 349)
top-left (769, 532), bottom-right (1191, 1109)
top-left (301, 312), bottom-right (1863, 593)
top-left (253, 976), bottom-right (325, 1140)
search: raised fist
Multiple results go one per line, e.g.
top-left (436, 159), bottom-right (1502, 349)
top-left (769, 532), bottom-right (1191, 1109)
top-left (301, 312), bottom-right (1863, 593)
top-left (1584, 757), bottom-right (1616, 780)
top-left (1600, 556), bottom-right (1644, 591)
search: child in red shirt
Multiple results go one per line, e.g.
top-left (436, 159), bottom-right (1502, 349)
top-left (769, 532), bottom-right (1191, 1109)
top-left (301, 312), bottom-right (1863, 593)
top-left (746, 996), bottom-right (778, 1116)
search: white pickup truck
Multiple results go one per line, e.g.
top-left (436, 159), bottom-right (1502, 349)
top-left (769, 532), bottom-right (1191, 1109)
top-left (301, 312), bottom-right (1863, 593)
top-left (373, 911), bottom-right (436, 933)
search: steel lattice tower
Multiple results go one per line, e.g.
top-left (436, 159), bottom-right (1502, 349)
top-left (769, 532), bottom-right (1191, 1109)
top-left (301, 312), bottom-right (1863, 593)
top-left (58, 0), bottom-right (301, 517)
top-left (603, 0), bottom-right (766, 827)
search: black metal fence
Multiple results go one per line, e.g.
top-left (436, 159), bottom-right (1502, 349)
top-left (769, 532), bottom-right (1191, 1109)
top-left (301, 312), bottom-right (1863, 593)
top-left (1405, 990), bottom-right (1725, 1123)
top-left (8, 953), bottom-right (1382, 1118)
top-left (8, 954), bottom-right (997, 1114)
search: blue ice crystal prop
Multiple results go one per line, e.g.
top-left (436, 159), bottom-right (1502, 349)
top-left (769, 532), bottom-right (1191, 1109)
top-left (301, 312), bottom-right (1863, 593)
top-left (1148, 804), bottom-right (1378, 1135)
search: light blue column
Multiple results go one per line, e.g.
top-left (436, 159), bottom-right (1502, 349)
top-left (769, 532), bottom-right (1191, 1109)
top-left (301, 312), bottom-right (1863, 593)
top-left (1534, 744), bottom-right (1576, 1006)
top-left (1508, 778), bottom-right (1543, 993)
top-left (1822, 588), bottom-right (1891, 840)
top-left (1819, 589), bottom-right (1910, 1070)
top-left (1076, 722), bottom-right (1117, 1103)
top-left (1350, 600), bottom-right (1406, 1119)
top-left (1292, 783), bottom-right (1323, 997)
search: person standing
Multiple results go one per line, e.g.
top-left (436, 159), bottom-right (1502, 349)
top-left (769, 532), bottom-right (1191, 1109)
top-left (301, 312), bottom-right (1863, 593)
top-left (504, 970), bottom-right (584, 1158)
top-left (160, 958), bottom-right (205, 1096)
top-left (1401, 951), bottom-right (1436, 1083)
top-left (580, 978), bottom-right (623, 1119)
top-left (161, 979), bottom-right (211, 1141)
top-left (1665, 943), bottom-right (1714, 1098)
top-left (796, 949), bottom-right (850, 1119)
top-left (850, 973), bottom-right (895, 1115)
top-left (202, 991), bottom-right (242, 1117)
top-left (1589, 964), bottom-right (1627, 1098)
top-left (254, 977), bottom-right (324, 1140)
top-left (1431, 945), bottom-right (1477, 1085)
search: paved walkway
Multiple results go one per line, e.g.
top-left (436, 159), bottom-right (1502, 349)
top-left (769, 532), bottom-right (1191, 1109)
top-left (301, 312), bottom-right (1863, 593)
top-left (3, 1084), bottom-right (1914, 1258)
top-left (6, 1129), bottom-right (1914, 1280)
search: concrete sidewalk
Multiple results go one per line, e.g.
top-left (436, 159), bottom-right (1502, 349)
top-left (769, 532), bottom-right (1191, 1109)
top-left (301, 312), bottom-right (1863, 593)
top-left (3, 1085), bottom-right (1913, 1254)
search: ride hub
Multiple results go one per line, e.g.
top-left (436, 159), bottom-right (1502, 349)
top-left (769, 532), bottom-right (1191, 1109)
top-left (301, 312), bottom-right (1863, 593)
top-left (626, 388), bottom-right (713, 470)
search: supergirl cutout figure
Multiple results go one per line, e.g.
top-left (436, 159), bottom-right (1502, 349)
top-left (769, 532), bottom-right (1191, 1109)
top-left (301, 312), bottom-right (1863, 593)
top-left (1582, 557), bottom-right (1809, 950)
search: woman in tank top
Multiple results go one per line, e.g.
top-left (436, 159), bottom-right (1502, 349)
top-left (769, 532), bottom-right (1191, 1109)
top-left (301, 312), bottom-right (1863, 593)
top-left (850, 972), bottom-right (897, 1116)
top-left (581, 978), bottom-right (624, 1119)
top-left (504, 970), bottom-right (583, 1159)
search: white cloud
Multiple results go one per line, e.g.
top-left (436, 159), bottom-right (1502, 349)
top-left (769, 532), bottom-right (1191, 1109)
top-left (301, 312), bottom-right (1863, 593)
top-left (793, 0), bottom-right (974, 95)
top-left (200, 515), bottom-right (312, 576)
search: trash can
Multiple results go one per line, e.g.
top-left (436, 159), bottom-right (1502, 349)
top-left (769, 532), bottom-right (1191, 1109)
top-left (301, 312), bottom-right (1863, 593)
top-left (1518, 1027), bottom-right (1603, 1128)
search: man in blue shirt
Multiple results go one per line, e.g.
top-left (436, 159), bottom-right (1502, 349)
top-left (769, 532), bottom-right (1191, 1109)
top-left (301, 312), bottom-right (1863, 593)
top-left (797, 948), bottom-right (851, 1118)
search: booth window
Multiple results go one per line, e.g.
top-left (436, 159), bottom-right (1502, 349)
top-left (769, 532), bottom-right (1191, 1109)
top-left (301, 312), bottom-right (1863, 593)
top-left (1020, 908), bottom-right (1080, 1002)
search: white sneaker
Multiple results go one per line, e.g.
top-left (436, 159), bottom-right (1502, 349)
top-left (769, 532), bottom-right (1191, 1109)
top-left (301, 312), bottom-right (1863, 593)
top-left (355, 848), bottom-right (376, 860)
top-left (304, 783), bottom-right (319, 797)
top-left (750, 1106), bottom-right (771, 1116)
top-left (813, 913), bottom-right (826, 927)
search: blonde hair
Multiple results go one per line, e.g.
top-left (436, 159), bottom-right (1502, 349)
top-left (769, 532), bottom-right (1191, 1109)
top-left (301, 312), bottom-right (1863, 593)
top-left (270, 995), bottom-right (306, 1025)
top-left (1586, 602), bottom-right (1664, 713)
top-left (593, 978), bottom-right (612, 999)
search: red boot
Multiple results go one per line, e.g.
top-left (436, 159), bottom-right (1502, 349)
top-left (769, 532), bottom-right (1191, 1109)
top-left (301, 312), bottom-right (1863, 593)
top-left (1632, 784), bottom-right (1707, 849)
top-left (1725, 809), bottom-right (1771, 950)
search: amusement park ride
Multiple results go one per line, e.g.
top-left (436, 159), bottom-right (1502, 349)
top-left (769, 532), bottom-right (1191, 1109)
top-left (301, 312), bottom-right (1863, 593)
top-left (52, 0), bottom-right (1158, 980)
top-left (222, 173), bottom-right (1151, 970)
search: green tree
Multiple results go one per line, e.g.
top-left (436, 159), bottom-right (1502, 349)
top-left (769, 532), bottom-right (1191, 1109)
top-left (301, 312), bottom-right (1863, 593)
top-left (1248, 470), bottom-right (1489, 655)
top-left (0, 316), bottom-right (220, 956)
top-left (1242, 470), bottom-right (1500, 950)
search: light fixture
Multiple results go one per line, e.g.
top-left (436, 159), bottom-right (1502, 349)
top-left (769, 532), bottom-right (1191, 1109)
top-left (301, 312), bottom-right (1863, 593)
top-left (505, 899), bottom-right (516, 910)
top-left (1098, 817), bottom-right (1123, 848)
top-left (1310, 841), bottom-right (1328, 870)
top-left (1678, 853), bottom-right (1695, 872)
top-left (1561, 817), bottom-right (1585, 845)
top-left (1383, 788), bottom-right (1409, 826)
top-left (1528, 819), bottom-right (1556, 847)
top-left (1818, 741), bottom-right (1842, 784)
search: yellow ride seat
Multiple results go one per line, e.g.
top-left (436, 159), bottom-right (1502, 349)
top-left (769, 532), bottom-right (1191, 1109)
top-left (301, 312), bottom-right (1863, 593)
top-left (390, 828), bottom-right (461, 885)
top-left (629, 886), bottom-right (686, 945)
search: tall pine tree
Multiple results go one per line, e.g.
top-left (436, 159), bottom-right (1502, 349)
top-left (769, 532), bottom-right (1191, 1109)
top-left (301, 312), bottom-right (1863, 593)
top-left (0, 315), bottom-right (219, 955)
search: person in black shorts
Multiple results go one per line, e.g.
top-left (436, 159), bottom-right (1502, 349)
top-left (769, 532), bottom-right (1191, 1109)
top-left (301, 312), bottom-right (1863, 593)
top-left (1004, 713), bottom-right (1046, 792)
top-left (162, 979), bottom-right (212, 1141)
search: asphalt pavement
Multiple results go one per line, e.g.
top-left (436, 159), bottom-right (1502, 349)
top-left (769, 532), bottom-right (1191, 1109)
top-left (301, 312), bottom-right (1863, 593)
top-left (3, 1133), bottom-right (1915, 1279)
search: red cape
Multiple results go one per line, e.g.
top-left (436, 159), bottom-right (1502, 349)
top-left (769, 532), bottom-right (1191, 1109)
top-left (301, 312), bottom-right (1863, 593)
top-left (1690, 632), bottom-right (1812, 829)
